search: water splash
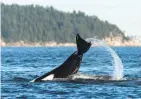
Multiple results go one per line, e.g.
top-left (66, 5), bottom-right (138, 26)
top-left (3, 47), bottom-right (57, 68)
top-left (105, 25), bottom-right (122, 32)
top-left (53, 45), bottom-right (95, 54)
top-left (86, 38), bottom-right (124, 80)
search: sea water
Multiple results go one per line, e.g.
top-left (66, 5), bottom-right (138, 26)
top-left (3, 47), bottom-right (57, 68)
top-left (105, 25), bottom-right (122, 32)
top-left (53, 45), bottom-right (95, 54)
top-left (1, 47), bottom-right (141, 98)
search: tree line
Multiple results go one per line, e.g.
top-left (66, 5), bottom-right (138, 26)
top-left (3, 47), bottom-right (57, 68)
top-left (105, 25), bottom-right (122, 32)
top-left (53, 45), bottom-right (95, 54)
top-left (1, 3), bottom-right (125, 43)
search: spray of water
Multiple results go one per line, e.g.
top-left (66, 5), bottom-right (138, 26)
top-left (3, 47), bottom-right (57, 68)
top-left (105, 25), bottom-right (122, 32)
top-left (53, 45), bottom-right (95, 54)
top-left (86, 38), bottom-right (124, 80)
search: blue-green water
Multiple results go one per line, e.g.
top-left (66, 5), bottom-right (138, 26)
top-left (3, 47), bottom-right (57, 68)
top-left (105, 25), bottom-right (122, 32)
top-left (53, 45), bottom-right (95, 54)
top-left (1, 47), bottom-right (141, 99)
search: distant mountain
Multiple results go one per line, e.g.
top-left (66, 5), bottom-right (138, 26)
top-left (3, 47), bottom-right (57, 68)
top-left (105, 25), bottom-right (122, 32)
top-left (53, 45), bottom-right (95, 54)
top-left (1, 3), bottom-right (125, 43)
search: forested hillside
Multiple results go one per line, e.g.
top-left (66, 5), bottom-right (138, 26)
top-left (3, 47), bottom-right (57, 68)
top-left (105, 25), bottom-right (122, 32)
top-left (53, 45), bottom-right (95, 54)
top-left (1, 3), bottom-right (125, 43)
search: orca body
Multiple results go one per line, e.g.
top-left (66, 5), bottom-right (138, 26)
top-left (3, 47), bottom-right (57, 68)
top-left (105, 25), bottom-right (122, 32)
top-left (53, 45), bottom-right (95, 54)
top-left (32, 34), bottom-right (91, 82)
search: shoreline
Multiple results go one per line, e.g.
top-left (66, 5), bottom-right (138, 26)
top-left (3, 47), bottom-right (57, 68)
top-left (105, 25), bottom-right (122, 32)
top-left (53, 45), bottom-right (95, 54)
top-left (0, 41), bottom-right (76, 47)
top-left (1, 37), bottom-right (141, 47)
top-left (1, 42), bottom-right (141, 47)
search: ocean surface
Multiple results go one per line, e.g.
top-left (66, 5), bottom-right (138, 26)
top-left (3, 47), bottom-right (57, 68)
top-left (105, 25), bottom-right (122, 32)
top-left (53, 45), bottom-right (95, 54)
top-left (1, 46), bottom-right (141, 99)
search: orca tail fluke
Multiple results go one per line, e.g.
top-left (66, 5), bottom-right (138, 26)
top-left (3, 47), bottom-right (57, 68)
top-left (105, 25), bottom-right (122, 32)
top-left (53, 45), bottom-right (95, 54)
top-left (76, 34), bottom-right (91, 55)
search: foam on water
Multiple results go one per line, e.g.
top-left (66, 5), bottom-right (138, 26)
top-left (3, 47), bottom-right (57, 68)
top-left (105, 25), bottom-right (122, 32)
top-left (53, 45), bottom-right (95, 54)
top-left (52, 73), bottom-right (123, 82)
top-left (86, 38), bottom-right (124, 80)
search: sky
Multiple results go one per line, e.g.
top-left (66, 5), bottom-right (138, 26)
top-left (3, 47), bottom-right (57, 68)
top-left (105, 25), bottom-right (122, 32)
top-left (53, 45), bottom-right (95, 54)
top-left (1, 0), bottom-right (141, 36)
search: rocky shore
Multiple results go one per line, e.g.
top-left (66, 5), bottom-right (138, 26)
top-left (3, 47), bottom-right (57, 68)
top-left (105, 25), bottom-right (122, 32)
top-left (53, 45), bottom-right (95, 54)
top-left (1, 37), bottom-right (141, 47)
top-left (104, 37), bottom-right (141, 46)
top-left (0, 40), bottom-right (76, 47)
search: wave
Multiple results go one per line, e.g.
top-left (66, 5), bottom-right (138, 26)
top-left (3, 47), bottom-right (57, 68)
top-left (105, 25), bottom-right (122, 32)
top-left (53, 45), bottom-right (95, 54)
top-left (49, 73), bottom-right (141, 85)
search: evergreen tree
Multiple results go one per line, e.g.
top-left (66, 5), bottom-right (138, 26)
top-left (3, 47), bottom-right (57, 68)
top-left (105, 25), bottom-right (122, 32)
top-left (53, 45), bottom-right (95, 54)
top-left (1, 3), bottom-right (125, 43)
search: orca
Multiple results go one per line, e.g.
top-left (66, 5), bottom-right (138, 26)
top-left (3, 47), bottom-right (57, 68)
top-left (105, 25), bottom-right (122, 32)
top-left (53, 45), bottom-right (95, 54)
top-left (31, 34), bottom-right (91, 82)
